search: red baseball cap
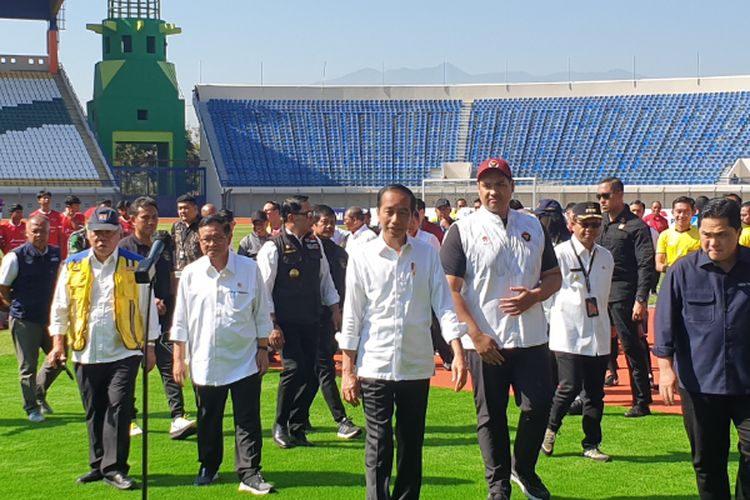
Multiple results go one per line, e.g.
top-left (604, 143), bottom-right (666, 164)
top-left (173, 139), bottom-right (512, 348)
top-left (477, 158), bottom-right (513, 181)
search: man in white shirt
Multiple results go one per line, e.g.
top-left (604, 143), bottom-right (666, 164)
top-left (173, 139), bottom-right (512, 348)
top-left (46, 207), bottom-right (160, 491)
top-left (343, 206), bottom-right (377, 254)
top-left (441, 158), bottom-right (561, 500)
top-left (408, 209), bottom-right (441, 253)
top-left (541, 202), bottom-right (614, 463)
top-left (340, 184), bottom-right (467, 500)
top-left (257, 195), bottom-right (341, 449)
top-left (172, 215), bottom-right (274, 494)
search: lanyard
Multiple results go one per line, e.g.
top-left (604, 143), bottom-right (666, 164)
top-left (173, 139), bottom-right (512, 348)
top-left (571, 240), bottom-right (596, 294)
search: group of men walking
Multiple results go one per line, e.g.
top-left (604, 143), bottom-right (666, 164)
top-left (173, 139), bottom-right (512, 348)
top-left (1, 157), bottom-right (750, 499)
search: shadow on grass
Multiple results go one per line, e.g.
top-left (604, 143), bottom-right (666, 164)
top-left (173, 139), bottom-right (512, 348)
top-left (0, 416), bottom-right (82, 436)
top-left (146, 470), bottom-right (366, 489)
top-left (548, 450), bottom-right (691, 463)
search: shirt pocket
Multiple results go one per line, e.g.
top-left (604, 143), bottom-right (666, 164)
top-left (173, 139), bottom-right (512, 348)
top-left (684, 291), bottom-right (715, 323)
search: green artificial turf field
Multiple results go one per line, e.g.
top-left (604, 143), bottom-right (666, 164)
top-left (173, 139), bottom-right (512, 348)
top-left (0, 329), bottom-right (738, 499)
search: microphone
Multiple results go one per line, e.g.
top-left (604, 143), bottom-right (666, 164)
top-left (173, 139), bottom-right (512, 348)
top-left (135, 231), bottom-right (171, 284)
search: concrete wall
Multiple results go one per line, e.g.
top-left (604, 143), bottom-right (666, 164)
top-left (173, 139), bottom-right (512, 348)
top-left (195, 74), bottom-right (750, 102)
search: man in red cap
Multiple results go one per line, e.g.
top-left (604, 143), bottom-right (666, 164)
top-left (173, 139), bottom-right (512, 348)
top-left (441, 158), bottom-right (561, 500)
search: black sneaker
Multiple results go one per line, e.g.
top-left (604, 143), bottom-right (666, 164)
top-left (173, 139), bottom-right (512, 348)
top-left (336, 418), bottom-right (362, 439)
top-left (624, 404), bottom-right (651, 418)
top-left (239, 473), bottom-right (274, 495)
top-left (510, 471), bottom-right (550, 500)
top-left (603, 373), bottom-right (619, 387)
top-left (194, 467), bottom-right (218, 486)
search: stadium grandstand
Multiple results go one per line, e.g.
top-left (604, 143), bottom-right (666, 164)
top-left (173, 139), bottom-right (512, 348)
top-left (196, 76), bottom-right (750, 210)
top-left (0, 1), bottom-right (117, 212)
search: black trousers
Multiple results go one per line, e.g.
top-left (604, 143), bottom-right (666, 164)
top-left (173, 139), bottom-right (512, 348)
top-left (360, 378), bottom-right (430, 500)
top-left (547, 352), bottom-right (609, 449)
top-left (75, 355), bottom-right (140, 476)
top-left (467, 344), bottom-right (553, 494)
top-left (193, 374), bottom-right (262, 482)
top-left (680, 389), bottom-right (750, 500)
top-left (608, 299), bottom-right (652, 407)
top-left (154, 335), bottom-right (186, 419)
top-left (276, 322), bottom-right (319, 433)
top-left (306, 316), bottom-right (347, 423)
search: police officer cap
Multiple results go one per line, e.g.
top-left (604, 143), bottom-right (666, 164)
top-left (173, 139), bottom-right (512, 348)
top-left (572, 202), bottom-right (602, 220)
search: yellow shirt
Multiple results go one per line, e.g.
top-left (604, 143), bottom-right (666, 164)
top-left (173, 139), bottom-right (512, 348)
top-left (656, 226), bottom-right (701, 267)
top-left (740, 226), bottom-right (750, 248)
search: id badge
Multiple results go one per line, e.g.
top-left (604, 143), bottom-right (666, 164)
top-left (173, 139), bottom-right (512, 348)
top-left (585, 297), bottom-right (599, 318)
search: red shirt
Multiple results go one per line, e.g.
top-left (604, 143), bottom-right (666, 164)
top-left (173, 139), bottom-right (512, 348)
top-left (1, 221), bottom-right (26, 254)
top-left (420, 220), bottom-right (444, 243)
top-left (60, 212), bottom-right (85, 259)
top-left (30, 209), bottom-right (64, 247)
top-left (119, 217), bottom-right (134, 237)
top-left (643, 212), bottom-right (669, 233)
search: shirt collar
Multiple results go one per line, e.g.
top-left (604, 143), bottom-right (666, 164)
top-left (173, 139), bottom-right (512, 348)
top-left (696, 246), bottom-right (750, 270)
top-left (373, 233), bottom-right (413, 258)
top-left (89, 248), bottom-right (118, 268)
top-left (569, 235), bottom-right (593, 257)
top-left (477, 205), bottom-right (511, 226)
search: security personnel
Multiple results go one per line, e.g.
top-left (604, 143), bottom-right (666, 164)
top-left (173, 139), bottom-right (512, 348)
top-left (0, 215), bottom-right (63, 422)
top-left (47, 206), bottom-right (160, 490)
top-left (596, 177), bottom-right (657, 417)
top-left (257, 195), bottom-right (341, 449)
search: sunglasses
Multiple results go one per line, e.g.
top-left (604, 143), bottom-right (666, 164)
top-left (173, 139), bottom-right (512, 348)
top-left (595, 192), bottom-right (613, 200)
top-left (576, 221), bottom-right (602, 229)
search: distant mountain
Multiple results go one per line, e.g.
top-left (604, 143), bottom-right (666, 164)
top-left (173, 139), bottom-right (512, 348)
top-left (314, 63), bottom-right (645, 86)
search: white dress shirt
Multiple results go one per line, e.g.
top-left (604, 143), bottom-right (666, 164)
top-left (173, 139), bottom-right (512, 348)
top-left (339, 235), bottom-right (461, 381)
top-left (344, 224), bottom-right (377, 254)
top-left (547, 237), bottom-right (613, 356)
top-left (256, 229), bottom-right (340, 309)
top-left (171, 252), bottom-right (273, 386)
top-left (415, 229), bottom-right (441, 253)
top-left (49, 249), bottom-right (160, 364)
top-left (443, 206), bottom-right (554, 349)
top-left (332, 227), bottom-right (349, 246)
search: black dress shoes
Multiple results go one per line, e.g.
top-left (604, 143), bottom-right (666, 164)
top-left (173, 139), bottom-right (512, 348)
top-left (76, 469), bottom-right (104, 484)
top-left (273, 424), bottom-right (296, 449)
top-left (103, 472), bottom-right (136, 490)
top-left (290, 430), bottom-right (314, 447)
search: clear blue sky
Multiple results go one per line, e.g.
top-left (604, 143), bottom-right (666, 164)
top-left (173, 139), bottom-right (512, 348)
top-left (2, 0), bottom-right (749, 126)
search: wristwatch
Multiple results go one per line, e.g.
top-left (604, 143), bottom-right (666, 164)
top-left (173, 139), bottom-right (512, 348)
top-left (635, 295), bottom-right (647, 304)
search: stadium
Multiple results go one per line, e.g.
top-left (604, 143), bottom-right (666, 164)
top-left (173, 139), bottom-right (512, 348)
top-left (1, 1), bottom-right (748, 499)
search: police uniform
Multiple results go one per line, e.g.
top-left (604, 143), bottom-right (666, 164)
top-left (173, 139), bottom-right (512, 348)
top-left (257, 229), bottom-right (339, 440)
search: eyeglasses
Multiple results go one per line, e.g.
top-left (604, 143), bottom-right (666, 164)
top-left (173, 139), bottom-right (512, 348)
top-left (576, 221), bottom-right (602, 229)
top-left (199, 236), bottom-right (227, 244)
top-left (596, 192), bottom-right (614, 200)
top-left (292, 211), bottom-right (313, 218)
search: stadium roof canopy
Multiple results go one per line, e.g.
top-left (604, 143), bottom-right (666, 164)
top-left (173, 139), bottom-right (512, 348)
top-left (0, 0), bottom-right (64, 22)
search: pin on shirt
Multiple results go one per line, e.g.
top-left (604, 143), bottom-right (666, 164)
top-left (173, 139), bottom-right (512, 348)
top-left (411, 262), bottom-right (416, 277)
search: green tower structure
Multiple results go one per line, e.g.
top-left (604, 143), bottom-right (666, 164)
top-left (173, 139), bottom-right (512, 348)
top-left (86, 0), bottom-right (186, 194)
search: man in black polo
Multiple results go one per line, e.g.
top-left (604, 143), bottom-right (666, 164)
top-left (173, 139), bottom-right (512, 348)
top-left (596, 177), bottom-right (657, 417)
top-left (257, 195), bottom-right (341, 448)
top-left (0, 215), bottom-right (63, 422)
top-left (307, 204), bottom-right (361, 439)
top-left (119, 196), bottom-right (196, 440)
top-left (655, 197), bottom-right (750, 499)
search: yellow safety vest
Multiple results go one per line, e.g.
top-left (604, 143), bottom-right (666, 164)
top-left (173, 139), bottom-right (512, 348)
top-left (65, 251), bottom-right (144, 351)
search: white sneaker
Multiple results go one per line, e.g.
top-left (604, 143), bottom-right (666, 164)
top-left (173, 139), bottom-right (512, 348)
top-left (28, 410), bottom-right (45, 423)
top-left (239, 474), bottom-right (274, 495)
top-left (583, 447), bottom-right (611, 462)
top-left (170, 416), bottom-right (197, 440)
top-left (130, 422), bottom-right (143, 437)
